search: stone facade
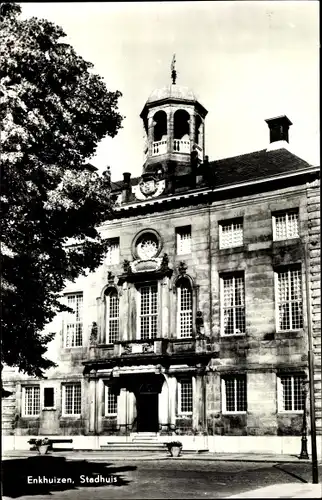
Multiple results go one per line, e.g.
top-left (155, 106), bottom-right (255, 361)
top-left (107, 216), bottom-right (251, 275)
top-left (2, 81), bottom-right (321, 453)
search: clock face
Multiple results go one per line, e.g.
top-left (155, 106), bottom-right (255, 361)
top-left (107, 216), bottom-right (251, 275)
top-left (136, 236), bottom-right (158, 260)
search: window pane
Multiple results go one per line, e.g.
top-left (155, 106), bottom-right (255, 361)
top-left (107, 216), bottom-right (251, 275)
top-left (280, 375), bottom-right (304, 411)
top-left (281, 376), bottom-right (293, 411)
top-left (224, 376), bottom-right (246, 412)
top-left (64, 384), bottom-right (81, 415)
top-left (106, 386), bottom-right (118, 415)
top-left (24, 387), bottom-right (40, 416)
top-left (274, 211), bottom-right (299, 241)
top-left (107, 291), bottom-right (119, 343)
top-left (180, 379), bottom-right (193, 413)
top-left (65, 293), bottom-right (83, 347)
top-left (139, 284), bottom-right (158, 339)
top-left (225, 378), bottom-right (235, 412)
top-left (179, 284), bottom-right (192, 337)
top-left (222, 275), bottom-right (245, 335)
top-left (220, 220), bottom-right (243, 249)
top-left (177, 227), bottom-right (191, 255)
top-left (277, 267), bottom-right (302, 331)
top-left (106, 239), bottom-right (120, 265)
top-left (236, 378), bottom-right (247, 411)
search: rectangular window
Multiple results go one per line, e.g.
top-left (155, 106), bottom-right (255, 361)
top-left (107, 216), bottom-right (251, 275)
top-left (275, 266), bottom-right (303, 331)
top-left (23, 386), bottom-right (40, 416)
top-left (65, 293), bottom-right (83, 347)
top-left (178, 283), bottom-right (193, 338)
top-left (221, 273), bottom-right (245, 335)
top-left (273, 210), bottom-right (299, 241)
top-left (178, 379), bottom-right (193, 414)
top-left (278, 375), bottom-right (305, 412)
top-left (105, 385), bottom-right (118, 416)
top-left (219, 218), bottom-right (243, 249)
top-left (106, 238), bottom-right (120, 265)
top-left (222, 375), bottom-right (247, 413)
top-left (139, 284), bottom-right (158, 339)
top-left (62, 384), bottom-right (81, 416)
top-left (44, 388), bottom-right (55, 408)
top-left (106, 291), bottom-right (119, 344)
top-left (176, 226), bottom-right (192, 255)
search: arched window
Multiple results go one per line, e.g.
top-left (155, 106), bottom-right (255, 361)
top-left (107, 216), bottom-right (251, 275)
top-left (105, 289), bottom-right (119, 344)
top-left (177, 277), bottom-right (193, 338)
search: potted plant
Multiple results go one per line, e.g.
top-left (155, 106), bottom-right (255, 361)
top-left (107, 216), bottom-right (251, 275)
top-left (35, 437), bottom-right (50, 455)
top-left (166, 440), bottom-right (183, 458)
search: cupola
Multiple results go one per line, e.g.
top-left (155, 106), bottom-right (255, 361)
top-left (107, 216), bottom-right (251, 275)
top-left (140, 56), bottom-right (208, 176)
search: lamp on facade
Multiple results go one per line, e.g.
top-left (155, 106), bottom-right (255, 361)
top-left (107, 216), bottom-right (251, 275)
top-left (299, 379), bottom-right (309, 460)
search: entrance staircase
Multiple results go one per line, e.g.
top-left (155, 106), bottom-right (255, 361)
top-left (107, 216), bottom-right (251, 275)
top-left (100, 432), bottom-right (167, 454)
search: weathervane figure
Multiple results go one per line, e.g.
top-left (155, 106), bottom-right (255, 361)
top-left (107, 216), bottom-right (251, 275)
top-left (171, 54), bottom-right (177, 84)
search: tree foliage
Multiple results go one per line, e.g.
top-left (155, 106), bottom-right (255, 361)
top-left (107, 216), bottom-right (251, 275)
top-left (0, 3), bottom-right (123, 376)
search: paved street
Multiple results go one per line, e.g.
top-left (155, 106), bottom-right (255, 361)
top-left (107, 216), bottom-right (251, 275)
top-left (2, 456), bottom-right (322, 499)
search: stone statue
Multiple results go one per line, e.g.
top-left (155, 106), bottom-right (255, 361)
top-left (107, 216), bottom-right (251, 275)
top-left (89, 322), bottom-right (98, 345)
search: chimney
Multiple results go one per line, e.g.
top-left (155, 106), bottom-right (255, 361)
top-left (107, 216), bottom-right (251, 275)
top-left (122, 172), bottom-right (131, 202)
top-left (265, 115), bottom-right (293, 151)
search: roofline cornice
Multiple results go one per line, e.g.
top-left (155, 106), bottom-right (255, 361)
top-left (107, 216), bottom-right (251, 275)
top-left (113, 166), bottom-right (319, 214)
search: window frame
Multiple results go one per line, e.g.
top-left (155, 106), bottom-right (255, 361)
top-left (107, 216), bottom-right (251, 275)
top-left (277, 374), bottom-right (305, 413)
top-left (221, 375), bottom-right (247, 414)
top-left (272, 209), bottom-right (299, 241)
top-left (178, 378), bottom-right (193, 415)
top-left (274, 265), bottom-right (303, 332)
top-left (177, 279), bottom-right (193, 338)
top-left (62, 383), bottom-right (82, 417)
top-left (22, 385), bottom-right (41, 417)
top-left (219, 218), bottom-right (244, 249)
top-left (137, 282), bottom-right (159, 340)
top-left (104, 385), bottom-right (118, 416)
top-left (105, 289), bottom-right (119, 344)
top-left (105, 237), bottom-right (120, 266)
top-left (176, 225), bottom-right (192, 255)
top-left (64, 292), bottom-right (84, 348)
top-left (220, 272), bottom-right (246, 336)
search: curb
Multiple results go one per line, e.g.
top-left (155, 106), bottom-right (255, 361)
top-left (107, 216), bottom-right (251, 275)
top-left (2, 452), bottom-right (314, 463)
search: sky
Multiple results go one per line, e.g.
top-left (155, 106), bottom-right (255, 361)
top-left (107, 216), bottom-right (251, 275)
top-left (21, 1), bottom-right (319, 181)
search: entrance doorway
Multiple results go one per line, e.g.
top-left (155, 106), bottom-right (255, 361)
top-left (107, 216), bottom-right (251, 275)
top-left (136, 393), bottom-right (158, 432)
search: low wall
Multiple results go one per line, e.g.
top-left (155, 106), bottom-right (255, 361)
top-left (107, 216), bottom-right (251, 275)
top-left (3, 434), bottom-right (321, 457)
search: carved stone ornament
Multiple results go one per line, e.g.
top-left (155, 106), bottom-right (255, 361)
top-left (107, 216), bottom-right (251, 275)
top-left (133, 177), bottom-right (166, 200)
top-left (160, 253), bottom-right (169, 271)
top-left (123, 259), bottom-right (132, 274)
top-left (107, 271), bottom-right (115, 284)
top-left (89, 322), bottom-right (98, 345)
top-left (142, 342), bottom-right (154, 353)
top-left (122, 344), bottom-right (132, 354)
top-left (178, 261), bottom-right (188, 276)
top-left (196, 310), bottom-right (204, 336)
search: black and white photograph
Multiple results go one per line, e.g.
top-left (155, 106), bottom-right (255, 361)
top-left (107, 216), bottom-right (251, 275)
top-left (1, 1), bottom-right (321, 499)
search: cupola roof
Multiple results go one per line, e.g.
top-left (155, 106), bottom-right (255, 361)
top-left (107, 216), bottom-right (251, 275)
top-left (146, 84), bottom-right (197, 104)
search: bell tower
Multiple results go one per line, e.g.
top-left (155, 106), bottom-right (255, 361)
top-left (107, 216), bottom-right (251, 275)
top-left (140, 56), bottom-right (208, 178)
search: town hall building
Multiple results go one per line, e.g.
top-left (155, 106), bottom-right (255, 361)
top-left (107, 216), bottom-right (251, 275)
top-left (2, 69), bottom-right (321, 454)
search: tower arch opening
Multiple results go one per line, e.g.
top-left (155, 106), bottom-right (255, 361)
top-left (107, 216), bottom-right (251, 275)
top-left (173, 109), bottom-right (190, 153)
top-left (152, 110), bottom-right (168, 156)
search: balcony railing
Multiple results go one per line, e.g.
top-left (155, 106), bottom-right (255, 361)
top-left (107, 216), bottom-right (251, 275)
top-left (152, 140), bottom-right (167, 156)
top-left (173, 139), bottom-right (190, 153)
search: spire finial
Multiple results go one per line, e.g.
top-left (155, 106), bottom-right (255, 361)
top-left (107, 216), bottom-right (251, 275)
top-left (171, 53), bottom-right (177, 84)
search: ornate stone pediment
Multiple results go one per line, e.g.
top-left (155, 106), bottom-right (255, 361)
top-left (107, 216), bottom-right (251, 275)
top-left (118, 254), bottom-right (172, 285)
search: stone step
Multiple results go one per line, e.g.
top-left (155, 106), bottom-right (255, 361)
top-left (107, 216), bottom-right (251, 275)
top-left (101, 443), bottom-right (167, 453)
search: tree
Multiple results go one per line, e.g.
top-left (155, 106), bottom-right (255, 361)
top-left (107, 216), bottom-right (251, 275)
top-left (0, 3), bottom-right (123, 377)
